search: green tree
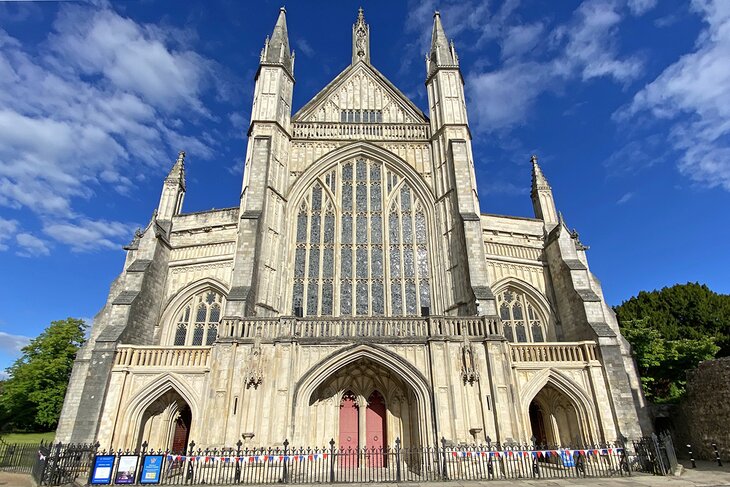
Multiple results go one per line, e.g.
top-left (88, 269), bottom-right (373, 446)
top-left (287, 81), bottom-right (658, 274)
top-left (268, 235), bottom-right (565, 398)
top-left (615, 282), bottom-right (730, 355)
top-left (615, 283), bottom-right (729, 403)
top-left (0, 318), bottom-right (86, 431)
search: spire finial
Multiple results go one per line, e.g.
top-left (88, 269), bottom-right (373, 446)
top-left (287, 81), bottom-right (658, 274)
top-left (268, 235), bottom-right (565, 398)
top-left (531, 153), bottom-right (550, 193)
top-left (261, 7), bottom-right (293, 76)
top-left (352, 6), bottom-right (370, 64)
top-left (177, 151), bottom-right (186, 165)
top-left (427, 10), bottom-right (458, 77)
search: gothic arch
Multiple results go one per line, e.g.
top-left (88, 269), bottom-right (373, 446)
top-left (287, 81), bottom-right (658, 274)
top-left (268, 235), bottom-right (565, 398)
top-left (117, 373), bottom-right (201, 449)
top-left (287, 142), bottom-right (436, 209)
top-left (492, 278), bottom-right (556, 341)
top-left (492, 278), bottom-right (553, 319)
top-left (158, 278), bottom-right (229, 345)
top-left (519, 368), bottom-right (599, 444)
top-left (283, 141), bottom-right (443, 316)
top-left (291, 343), bottom-right (435, 445)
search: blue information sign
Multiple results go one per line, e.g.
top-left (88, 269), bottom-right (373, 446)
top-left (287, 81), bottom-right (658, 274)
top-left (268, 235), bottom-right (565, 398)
top-left (90, 455), bottom-right (115, 485)
top-left (140, 455), bottom-right (164, 484)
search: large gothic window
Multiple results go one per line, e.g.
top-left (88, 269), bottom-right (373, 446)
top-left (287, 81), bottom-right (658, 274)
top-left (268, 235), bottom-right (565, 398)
top-left (292, 158), bottom-right (431, 316)
top-left (171, 290), bottom-right (224, 346)
top-left (497, 288), bottom-right (546, 343)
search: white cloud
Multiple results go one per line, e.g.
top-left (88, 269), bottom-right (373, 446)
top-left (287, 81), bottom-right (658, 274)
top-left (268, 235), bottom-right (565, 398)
top-left (558, 0), bottom-right (643, 82)
top-left (49, 7), bottom-right (212, 115)
top-left (467, 62), bottom-right (547, 130)
top-left (296, 38), bottom-right (315, 57)
top-left (0, 4), bottom-right (226, 254)
top-left (43, 218), bottom-right (132, 252)
top-left (0, 331), bottom-right (30, 356)
top-left (620, 0), bottom-right (730, 190)
top-left (628, 0), bottom-right (657, 16)
top-left (0, 217), bottom-right (18, 251)
top-left (16, 232), bottom-right (51, 257)
top-left (501, 23), bottom-right (545, 59)
top-left (466, 0), bottom-right (642, 133)
top-left (616, 192), bottom-right (634, 204)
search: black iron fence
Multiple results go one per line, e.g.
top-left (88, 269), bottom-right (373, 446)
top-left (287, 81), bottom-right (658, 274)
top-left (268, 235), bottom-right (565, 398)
top-left (632, 432), bottom-right (679, 475)
top-left (0, 439), bottom-right (40, 474)
top-left (30, 437), bottom-right (635, 485)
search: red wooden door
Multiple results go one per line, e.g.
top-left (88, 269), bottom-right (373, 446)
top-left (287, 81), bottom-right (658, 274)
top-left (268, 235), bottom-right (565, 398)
top-left (171, 406), bottom-right (191, 453)
top-left (366, 391), bottom-right (387, 467)
top-left (339, 392), bottom-right (359, 453)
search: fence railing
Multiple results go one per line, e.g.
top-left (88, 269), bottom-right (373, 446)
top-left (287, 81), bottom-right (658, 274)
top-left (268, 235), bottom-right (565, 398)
top-left (114, 346), bottom-right (211, 368)
top-left (0, 440), bottom-right (39, 474)
top-left (632, 432), bottom-right (679, 475)
top-left (219, 315), bottom-right (503, 341)
top-left (33, 438), bottom-right (634, 485)
top-left (509, 342), bottom-right (599, 364)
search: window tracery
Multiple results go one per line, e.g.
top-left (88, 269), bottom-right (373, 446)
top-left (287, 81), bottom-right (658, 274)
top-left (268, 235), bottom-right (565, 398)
top-left (497, 288), bottom-right (546, 343)
top-left (292, 158), bottom-right (431, 316)
top-left (171, 290), bottom-right (224, 346)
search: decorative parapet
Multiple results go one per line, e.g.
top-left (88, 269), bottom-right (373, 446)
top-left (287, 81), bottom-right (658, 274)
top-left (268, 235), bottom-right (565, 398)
top-left (114, 346), bottom-right (211, 368)
top-left (220, 315), bottom-right (502, 341)
top-left (292, 122), bottom-right (430, 141)
top-left (509, 341), bottom-right (599, 364)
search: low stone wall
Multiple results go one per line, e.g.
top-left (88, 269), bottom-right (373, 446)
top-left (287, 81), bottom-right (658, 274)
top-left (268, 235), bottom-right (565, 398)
top-left (675, 357), bottom-right (730, 460)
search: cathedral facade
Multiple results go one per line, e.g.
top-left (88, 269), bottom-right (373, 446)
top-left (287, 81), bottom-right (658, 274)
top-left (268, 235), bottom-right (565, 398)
top-left (56, 8), bottom-right (650, 452)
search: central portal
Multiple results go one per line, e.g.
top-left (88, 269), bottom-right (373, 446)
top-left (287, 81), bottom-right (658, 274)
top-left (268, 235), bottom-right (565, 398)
top-left (311, 357), bottom-right (421, 451)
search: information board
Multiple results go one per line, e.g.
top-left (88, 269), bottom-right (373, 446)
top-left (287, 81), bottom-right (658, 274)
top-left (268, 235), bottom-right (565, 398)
top-left (114, 455), bottom-right (139, 484)
top-left (90, 455), bottom-right (115, 485)
top-left (140, 455), bottom-right (164, 484)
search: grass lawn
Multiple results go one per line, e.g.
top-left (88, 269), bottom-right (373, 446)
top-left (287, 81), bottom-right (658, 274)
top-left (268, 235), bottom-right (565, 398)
top-left (1, 432), bottom-right (55, 444)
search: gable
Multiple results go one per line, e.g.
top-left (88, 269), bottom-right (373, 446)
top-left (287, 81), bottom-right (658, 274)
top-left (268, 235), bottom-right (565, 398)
top-left (293, 62), bottom-right (428, 124)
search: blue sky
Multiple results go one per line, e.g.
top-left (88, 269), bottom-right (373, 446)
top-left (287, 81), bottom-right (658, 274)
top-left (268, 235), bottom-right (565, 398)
top-left (1, 0), bottom-right (729, 373)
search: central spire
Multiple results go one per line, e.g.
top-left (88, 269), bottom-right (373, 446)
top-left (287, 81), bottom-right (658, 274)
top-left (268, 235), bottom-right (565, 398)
top-left (352, 7), bottom-right (370, 65)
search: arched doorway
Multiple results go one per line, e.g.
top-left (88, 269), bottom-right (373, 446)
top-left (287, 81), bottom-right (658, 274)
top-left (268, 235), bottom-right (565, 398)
top-left (136, 389), bottom-right (192, 452)
top-left (307, 358), bottom-right (421, 450)
top-left (528, 384), bottom-right (584, 447)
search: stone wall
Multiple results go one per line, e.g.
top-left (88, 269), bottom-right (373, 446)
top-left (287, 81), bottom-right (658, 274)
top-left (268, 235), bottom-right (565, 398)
top-left (676, 358), bottom-right (730, 460)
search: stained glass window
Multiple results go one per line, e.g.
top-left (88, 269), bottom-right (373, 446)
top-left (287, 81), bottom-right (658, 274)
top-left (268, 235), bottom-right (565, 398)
top-left (170, 290), bottom-right (225, 346)
top-left (496, 287), bottom-right (546, 343)
top-left (292, 159), bottom-right (432, 316)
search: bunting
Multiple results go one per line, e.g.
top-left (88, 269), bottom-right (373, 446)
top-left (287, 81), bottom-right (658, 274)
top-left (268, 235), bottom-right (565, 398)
top-left (160, 447), bottom-right (622, 465)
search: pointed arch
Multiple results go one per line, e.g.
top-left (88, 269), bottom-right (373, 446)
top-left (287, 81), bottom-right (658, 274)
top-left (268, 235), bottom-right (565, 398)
top-left (116, 373), bottom-right (201, 449)
top-left (286, 141), bottom-right (436, 212)
top-left (519, 368), bottom-right (599, 444)
top-left (284, 142), bottom-right (440, 316)
top-left (291, 343), bottom-right (436, 446)
top-left (493, 278), bottom-right (554, 342)
top-left (158, 278), bottom-right (229, 346)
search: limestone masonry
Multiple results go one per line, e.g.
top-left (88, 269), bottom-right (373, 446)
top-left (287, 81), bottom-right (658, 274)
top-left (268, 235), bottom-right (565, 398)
top-left (56, 8), bottom-right (651, 452)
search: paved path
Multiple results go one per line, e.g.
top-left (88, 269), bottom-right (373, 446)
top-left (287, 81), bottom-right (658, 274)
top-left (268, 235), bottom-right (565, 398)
top-left (1, 463), bottom-right (729, 487)
top-left (0, 471), bottom-right (33, 487)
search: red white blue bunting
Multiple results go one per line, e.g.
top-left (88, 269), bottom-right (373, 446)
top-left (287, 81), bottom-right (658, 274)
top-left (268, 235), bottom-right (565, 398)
top-left (163, 448), bottom-right (621, 464)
